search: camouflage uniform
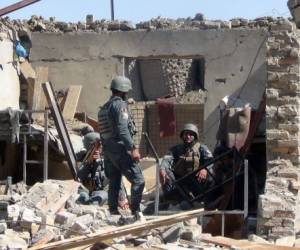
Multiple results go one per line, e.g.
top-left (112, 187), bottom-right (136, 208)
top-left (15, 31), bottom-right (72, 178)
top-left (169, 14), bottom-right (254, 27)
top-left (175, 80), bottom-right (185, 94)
top-left (160, 142), bottom-right (214, 202)
top-left (99, 95), bottom-right (145, 214)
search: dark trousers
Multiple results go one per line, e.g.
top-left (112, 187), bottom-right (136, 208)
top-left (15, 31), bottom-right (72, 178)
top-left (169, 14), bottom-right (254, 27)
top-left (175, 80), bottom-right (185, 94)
top-left (104, 149), bottom-right (145, 213)
top-left (162, 168), bottom-right (215, 204)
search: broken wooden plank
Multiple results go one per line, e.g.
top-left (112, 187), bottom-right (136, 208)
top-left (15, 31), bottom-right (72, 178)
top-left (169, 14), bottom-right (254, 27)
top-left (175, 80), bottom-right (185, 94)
top-left (28, 208), bottom-right (205, 250)
top-left (62, 85), bottom-right (82, 120)
top-left (32, 67), bottom-right (48, 120)
top-left (20, 60), bottom-right (36, 109)
top-left (201, 236), bottom-right (300, 250)
top-left (20, 60), bottom-right (36, 81)
top-left (0, 0), bottom-right (41, 16)
top-left (42, 81), bottom-right (78, 179)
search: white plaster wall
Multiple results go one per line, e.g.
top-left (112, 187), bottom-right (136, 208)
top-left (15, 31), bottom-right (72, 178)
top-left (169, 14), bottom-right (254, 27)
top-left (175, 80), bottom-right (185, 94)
top-left (0, 32), bottom-right (20, 110)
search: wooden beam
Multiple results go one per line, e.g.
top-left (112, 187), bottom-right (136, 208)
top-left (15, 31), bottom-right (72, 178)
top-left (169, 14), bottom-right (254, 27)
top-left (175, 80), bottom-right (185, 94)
top-left (62, 85), bottom-right (82, 121)
top-left (0, 0), bottom-right (41, 17)
top-left (32, 67), bottom-right (48, 121)
top-left (42, 81), bottom-right (78, 179)
top-left (20, 60), bottom-right (36, 109)
top-left (28, 208), bottom-right (205, 250)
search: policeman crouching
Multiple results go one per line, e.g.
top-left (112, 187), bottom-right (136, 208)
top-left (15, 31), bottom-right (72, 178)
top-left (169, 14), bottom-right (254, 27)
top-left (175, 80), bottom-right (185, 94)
top-left (159, 123), bottom-right (215, 210)
top-left (77, 132), bottom-right (129, 209)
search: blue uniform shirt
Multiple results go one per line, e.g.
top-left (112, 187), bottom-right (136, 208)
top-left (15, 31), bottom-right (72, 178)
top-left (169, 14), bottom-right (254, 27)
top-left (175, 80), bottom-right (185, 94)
top-left (106, 96), bottom-right (135, 151)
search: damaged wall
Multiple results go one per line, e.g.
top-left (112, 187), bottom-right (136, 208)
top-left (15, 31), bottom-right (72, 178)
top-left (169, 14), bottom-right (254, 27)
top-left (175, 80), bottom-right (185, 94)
top-left (257, 23), bottom-right (300, 240)
top-left (0, 32), bottom-right (20, 110)
top-left (29, 28), bottom-right (267, 149)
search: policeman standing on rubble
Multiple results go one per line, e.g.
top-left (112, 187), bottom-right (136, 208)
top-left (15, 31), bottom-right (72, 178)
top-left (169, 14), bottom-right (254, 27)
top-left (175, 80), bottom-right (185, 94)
top-left (98, 76), bottom-right (145, 220)
top-left (159, 123), bottom-right (214, 209)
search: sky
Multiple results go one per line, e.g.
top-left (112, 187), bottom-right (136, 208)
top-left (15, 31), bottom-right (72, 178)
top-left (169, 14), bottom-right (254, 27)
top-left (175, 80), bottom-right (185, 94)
top-left (0, 0), bottom-right (291, 24)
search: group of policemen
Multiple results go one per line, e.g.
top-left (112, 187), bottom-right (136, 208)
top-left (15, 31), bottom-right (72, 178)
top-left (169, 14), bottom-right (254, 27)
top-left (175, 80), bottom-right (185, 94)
top-left (78, 75), bottom-right (215, 221)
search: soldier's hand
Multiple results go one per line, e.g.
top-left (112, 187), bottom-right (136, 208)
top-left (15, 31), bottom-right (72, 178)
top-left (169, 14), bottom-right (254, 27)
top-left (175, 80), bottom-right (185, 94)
top-left (92, 149), bottom-right (100, 161)
top-left (131, 148), bottom-right (141, 162)
top-left (196, 169), bottom-right (207, 182)
top-left (159, 170), bottom-right (169, 185)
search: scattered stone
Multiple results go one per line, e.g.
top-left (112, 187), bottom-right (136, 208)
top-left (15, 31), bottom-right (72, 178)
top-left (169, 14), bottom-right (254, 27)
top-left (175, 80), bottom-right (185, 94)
top-left (7, 204), bottom-right (20, 221)
top-left (161, 224), bottom-right (183, 243)
top-left (275, 235), bottom-right (296, 247)
top-left (180, 225), bottom-right (202, 241)
top-left (0, 234), bottom-right (28, 249)
top-left (74, 214), bottom-right (94, 226)
top-left (31, 228), bottom-right (56, 246)
top-left (70, 220), bottom-right (91, 235)
top-left (55, 211), bottom-right (76, 225)
top-left (248, 234), bottom-right (270, 244)
top-left (20, 208), bottom-right (41, 229)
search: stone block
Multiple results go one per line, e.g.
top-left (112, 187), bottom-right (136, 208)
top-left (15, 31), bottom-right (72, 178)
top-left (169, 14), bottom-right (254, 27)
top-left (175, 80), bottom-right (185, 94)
top-left (279, 124), bottom-right (300, 133)
top-left (180, 225), bottom-right (202, 241)
top-left (266, 88), bottom-right (279, 99)
top-left (31, 228), bottom-right (56, 246)
top-left (278, 105), bottom-right (299, 118)
top-left (70, 221), bottom-right (91, 235)
top-left (0, 234), bottom-right (27, 249)
top-left (200, 20), bottom-right (221, 29)
top-left (270, 21), bottom-right (295, 32)
top-left (248, 234), bottom-right (271, 244)
top-left (81, 206), bottom-right (98, 218)
top-left (272, 147), bottom-right (290, 154)
top-left (7, 204), bottom-right (20, 221)
top-left (220, 21), bottom-right (231, 29)
top-left (283, 218), bottom-right (295, 227)
top-left (55, 211), bottom-right (76, 225)
top-left (276, 235), bottom-right (296, 247)
top-left (20, 208), bottom-right (41, 229)
top-left (230, 19), bottom-right (241, 27)
top-left (274, 210), bottom-right (296, 218)
top-left (161, 224), bottom-right (183, 243)
top-left (278, 139), bottom-right (299, 147)
top-left (267, 130), bottom-right (289, 140)
top-left (74, 214), bottom-right (94, 226)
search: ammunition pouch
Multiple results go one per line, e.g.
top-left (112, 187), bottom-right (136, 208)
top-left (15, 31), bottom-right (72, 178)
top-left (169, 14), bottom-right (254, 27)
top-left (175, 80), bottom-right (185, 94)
top-left (172, 143), bottom-right (201, 177)
top-left (98, 104), bottom-right (113, 140)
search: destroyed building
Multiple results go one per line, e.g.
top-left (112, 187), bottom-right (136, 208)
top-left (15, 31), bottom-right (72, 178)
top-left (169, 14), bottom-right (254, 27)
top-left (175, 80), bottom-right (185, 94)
top-left (0, 0), bottom-right (300, 249)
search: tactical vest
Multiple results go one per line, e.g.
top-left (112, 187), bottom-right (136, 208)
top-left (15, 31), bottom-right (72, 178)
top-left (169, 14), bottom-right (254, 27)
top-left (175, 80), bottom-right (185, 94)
top-left (172, 142), bottom-right (201, 177)
top-left (98, 102), bottom-right (113, 140)
top-left (98, 99), bottom-right (137, 140)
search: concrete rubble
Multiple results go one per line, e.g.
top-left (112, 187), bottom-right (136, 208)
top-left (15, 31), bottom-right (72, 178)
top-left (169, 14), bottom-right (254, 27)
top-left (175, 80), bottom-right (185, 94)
top-left (0, 14), bottom-right (295, 34)
top-left (0, 179), bottom-right (297, 249)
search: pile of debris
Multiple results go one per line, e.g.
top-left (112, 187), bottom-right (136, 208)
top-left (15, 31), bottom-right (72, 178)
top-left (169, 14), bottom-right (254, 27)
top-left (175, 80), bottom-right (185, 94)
top-left (0, 13), bottom-right (295, 34)
top-left (0, 179), bottom-right (298, 249)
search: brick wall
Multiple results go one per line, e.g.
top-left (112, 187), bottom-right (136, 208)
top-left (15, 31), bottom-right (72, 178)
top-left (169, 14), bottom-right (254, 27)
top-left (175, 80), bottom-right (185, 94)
top-left (257, 21), bottom-right (300, 240)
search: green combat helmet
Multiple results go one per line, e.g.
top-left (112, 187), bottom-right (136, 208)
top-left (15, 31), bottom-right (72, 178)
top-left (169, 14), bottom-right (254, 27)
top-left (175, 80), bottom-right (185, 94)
top-left (110, 76), bottom-right (132, 93)
top-left (180, 123), bottom-right (199, 140)
top-left (83, 132), bottom-right (100, 149)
